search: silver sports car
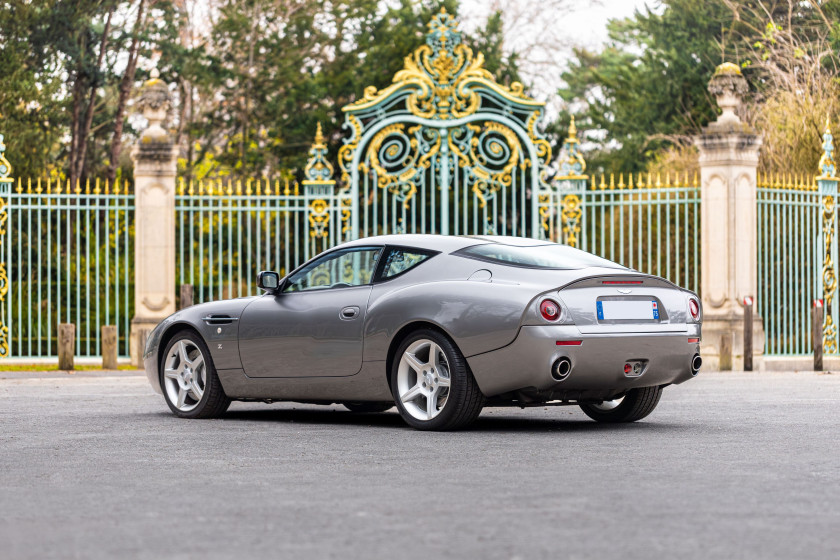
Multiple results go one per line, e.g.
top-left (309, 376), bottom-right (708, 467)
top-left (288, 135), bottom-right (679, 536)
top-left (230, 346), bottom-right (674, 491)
top-left (144, 235), bottom-right (702, 430)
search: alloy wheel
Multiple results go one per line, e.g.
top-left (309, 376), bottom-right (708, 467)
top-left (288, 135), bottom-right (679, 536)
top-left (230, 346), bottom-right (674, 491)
top-left (396, 339), bottom-right (451, 421)
top-left (590, 396), bottom-right (625, 412)
top-left (163, 340), bottom-right (207, 412)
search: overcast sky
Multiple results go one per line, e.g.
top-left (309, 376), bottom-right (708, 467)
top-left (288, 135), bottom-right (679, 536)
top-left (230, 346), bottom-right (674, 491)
top-left (458, 0), bottom-right (657, 105)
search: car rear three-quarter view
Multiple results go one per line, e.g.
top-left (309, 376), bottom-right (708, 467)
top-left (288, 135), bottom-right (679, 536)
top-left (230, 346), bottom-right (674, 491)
top-left (143, 234), bottom-right (702, 430)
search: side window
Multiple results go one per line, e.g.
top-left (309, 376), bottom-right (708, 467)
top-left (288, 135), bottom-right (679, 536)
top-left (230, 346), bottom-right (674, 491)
top-left (380, 248), bottom-right (434, 280)
top-left (284, 248), bottom-right (381, 292)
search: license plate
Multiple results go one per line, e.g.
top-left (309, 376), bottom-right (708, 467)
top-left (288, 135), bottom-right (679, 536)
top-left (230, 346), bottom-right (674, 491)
top-left (597, 300), bottom-right (660, 321)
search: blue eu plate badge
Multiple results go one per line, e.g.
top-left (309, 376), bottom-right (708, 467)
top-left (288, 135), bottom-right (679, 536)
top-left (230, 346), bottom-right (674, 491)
top-left (652, 300), bottom-right (659, 320)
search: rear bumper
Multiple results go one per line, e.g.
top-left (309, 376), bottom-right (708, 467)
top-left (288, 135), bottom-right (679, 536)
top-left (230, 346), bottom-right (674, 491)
top-left (467, 325), bottom-right (700, 398)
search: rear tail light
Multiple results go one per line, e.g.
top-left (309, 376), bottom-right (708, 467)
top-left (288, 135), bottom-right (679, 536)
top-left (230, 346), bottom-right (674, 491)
top-left (688, 298), bottom-right (700, 320)
top-left (540, 299), bottom-right (561, 321)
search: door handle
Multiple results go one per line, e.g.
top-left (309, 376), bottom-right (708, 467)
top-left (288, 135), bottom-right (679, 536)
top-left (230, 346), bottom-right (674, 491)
top-left (340, 306), bottom-right (360, 320)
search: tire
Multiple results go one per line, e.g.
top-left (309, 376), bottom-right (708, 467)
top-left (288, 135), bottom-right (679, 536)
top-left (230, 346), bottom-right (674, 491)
top-left (160, 331), bottom-right (231, 419)
top-left (343, 402), bottom-right (394, 413)
top-left (390, 329), bottom-right (484, 431)
top-left (579, 386), bottom-right (663, 423)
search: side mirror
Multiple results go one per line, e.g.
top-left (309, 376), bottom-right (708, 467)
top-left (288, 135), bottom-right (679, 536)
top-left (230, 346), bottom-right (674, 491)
top-left (257, 271), bottom-right (280, 293)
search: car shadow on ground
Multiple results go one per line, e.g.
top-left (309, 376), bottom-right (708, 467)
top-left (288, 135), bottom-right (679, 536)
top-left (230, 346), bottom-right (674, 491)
top-left (152, 406), bottom-right (689, 433)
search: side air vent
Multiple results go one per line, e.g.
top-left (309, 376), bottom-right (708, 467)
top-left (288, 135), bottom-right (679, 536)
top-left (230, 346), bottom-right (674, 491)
top-left (201, 315), bottom-right (238, 325)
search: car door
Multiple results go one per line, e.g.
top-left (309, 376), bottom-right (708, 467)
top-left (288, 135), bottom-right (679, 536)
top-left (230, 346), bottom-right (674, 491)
top-left (238, 247), bottom-right (383, 378)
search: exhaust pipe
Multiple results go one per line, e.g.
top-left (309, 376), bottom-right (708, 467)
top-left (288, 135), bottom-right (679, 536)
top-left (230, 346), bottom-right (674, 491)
top-left (552, 357), bottom-right (572, 382)
top-left (691, 354), bottom-right (702, 375)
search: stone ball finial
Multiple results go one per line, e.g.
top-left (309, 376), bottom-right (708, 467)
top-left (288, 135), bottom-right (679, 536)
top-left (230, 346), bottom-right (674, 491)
top-left (708, 62), bottom-right (749, 126)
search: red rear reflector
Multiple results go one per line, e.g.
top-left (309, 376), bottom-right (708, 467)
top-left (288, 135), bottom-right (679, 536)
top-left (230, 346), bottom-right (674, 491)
top-left (688, 337), bottom-right (700, 343)
top-left (602, 280), bottom-right (644, 285)
top-left (624, 363), bottom-right (632, 374)
top-left (555, 340), bottom-right (582, 346)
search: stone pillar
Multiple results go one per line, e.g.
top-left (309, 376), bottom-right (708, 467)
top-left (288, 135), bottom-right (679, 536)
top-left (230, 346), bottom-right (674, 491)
top-left (694, 62), bottom-right (765, 370)
top-left (130, 68), bottom-right (178, 366)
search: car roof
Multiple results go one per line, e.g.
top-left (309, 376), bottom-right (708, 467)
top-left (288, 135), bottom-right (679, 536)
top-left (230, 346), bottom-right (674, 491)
top-left (335, 234), bottom-right (553, 253)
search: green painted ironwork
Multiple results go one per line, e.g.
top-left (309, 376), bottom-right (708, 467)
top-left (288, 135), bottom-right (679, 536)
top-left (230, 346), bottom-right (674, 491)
top-left (757, 175), bottom-right (821, 355)
top-left (817, 120), bottom-right (839, 354)
top-left (338, 8), bottom-right (553, 239)
top-left (175, 127), bottom-right (347, 305)
top-left (0, 134), bottom-right (11, 358)
top-left (4, 176), bottom-right (135, 359)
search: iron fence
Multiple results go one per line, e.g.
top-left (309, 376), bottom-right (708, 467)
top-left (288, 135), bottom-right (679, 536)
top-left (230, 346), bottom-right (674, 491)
top-left (5, 178), bottom-right (134, 358)
top-left (175, 178), bottom-right (347, 304)
top-left (756, 174), bottom-right (821, 356)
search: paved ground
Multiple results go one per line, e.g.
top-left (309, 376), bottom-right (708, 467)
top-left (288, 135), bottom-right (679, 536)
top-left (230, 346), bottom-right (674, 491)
top-left (1, 370), bottom-right (838, 560)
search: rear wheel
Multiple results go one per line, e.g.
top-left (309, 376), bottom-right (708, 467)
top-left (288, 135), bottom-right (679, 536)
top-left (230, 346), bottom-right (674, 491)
top-left (343, 402), bottom-right (393, 413)
top-left (390, 329), bottom-right (484, 431)
top-left (579, 386), bottom-right (663, 423)
top-left (161, 331), bottom-right (231, 419)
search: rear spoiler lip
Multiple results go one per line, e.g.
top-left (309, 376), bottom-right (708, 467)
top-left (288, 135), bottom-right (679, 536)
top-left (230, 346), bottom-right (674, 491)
top-left (554, 272), bottom-right (697, 298)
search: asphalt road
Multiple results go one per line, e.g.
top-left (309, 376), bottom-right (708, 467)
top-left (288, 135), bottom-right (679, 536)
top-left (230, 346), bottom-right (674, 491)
top-left (1, 370), bottom-right (838, 560)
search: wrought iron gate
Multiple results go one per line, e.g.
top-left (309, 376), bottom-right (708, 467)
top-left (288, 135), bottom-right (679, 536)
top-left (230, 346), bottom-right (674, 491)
top-left (337, 9), bottom-right (553, 239)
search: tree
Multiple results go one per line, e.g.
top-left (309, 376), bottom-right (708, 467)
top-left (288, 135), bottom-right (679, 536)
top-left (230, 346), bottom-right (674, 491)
top-left (177, 0), bottom-right (522, 180)
top-left (555, 0), bottom-right (742, 173)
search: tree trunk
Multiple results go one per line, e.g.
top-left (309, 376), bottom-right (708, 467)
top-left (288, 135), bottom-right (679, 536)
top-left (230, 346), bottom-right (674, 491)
top-left (74, 9), bottom-right (113, 185)
top-left (69, 73), bottom-right (85, 190)
top-left (107, 0), bottom-right (146, 184)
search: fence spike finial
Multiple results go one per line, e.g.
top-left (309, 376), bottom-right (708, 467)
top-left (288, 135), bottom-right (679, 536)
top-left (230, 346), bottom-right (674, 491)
top-left (819, 115), bottom-right (836, 179)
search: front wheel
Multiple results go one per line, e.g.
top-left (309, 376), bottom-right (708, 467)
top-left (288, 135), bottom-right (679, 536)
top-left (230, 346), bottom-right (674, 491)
top-left (161, 331), bottom-right (231, 419)
top-left (390, 329), bottom-right (484, 431)
top-left (579, 386), bottom-right (663, 423)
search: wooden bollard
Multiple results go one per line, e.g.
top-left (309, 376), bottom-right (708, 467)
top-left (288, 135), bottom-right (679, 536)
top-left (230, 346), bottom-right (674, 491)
top-left (814, 299), bottom-right (824, 371)
top-left (102, 325), bottom-right (118, 370)
top-left (180, 284), bottom-right (194, 310)
top-left (719, 334), bottom-right (732, 371)
top-left (58, 323), bottom-right (75, 371)
top-left (743, 296), bottom-right (753, 371)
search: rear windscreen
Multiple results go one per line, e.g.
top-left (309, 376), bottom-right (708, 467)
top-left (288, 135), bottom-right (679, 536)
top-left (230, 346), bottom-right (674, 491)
top-left (456, 243), bottom-right (625, 270)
